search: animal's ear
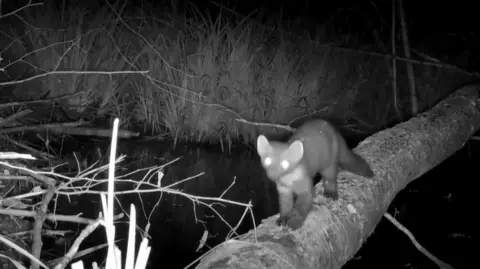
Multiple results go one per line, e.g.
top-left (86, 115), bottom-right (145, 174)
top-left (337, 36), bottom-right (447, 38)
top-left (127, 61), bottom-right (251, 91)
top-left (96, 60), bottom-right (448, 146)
top-left (287, 140), bottom-right (304, 163)
top-left (256, 135), bottom-right (270, 156)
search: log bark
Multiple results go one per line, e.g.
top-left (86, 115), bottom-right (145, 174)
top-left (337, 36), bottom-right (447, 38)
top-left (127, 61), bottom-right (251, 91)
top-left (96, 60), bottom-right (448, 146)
top-left (194, 85), bottom-right (480, 269)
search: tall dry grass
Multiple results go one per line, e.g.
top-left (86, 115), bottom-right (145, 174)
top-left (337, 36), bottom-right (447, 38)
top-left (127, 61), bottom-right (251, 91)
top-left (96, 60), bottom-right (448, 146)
top-left (1, 1), bottom-right (463, 151)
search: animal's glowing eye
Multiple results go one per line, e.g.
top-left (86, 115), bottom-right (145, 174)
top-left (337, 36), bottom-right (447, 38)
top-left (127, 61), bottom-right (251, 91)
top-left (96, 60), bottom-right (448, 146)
top-left (280, 160), bottom-right (289, 170)
top-left (264, 157), bottom-right (272, 166)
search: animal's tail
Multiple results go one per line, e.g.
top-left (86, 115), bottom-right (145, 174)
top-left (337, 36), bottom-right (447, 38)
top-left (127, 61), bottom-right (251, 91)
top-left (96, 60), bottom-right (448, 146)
top-left (339, 147), bottom-right (374, 178)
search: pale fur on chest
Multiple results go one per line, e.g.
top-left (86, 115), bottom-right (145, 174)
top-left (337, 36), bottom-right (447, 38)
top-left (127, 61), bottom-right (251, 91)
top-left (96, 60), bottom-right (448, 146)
top-left (277, 166), bottom-right (306, 188)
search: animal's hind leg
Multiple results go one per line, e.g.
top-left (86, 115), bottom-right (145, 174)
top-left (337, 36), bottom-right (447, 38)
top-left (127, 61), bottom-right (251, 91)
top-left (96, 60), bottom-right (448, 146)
top-left (321, 164), bottom-right (339, 200)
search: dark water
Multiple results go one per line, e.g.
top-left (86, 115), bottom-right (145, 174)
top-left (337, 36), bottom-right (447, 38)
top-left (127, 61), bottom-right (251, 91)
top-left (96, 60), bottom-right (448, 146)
top-left (48, 137), bottom-right (475, 269)
top-left (49, 139), bottom-right (278, 269)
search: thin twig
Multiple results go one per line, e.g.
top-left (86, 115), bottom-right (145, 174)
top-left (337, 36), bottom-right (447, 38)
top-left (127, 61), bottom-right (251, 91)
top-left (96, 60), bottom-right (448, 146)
top-left (236, 118), bottom-right (293, 132)
top-left (53, 219), bottom-right (101, 269)
top-left (1, 139), bottom-right (55, 159)
top-left (0, 92), bottom-right (84, 109)
top-left (0, 0), bottom-right (43, 19)
top-left (46, 242), bottom-right (110, 268)
top-left (0, 208), bottom-right (124, 225)
top-left (0, 70), bottom-right (149, 87)
top-left (397, 0), bottom-right (417, 115)
top-left (31, 186), bottom-right (55, 269)
top-left (0, 152), bottom-right (36, 160)
top-left (1, 120), bottom-right (87, 134)
top-left (0, 109), bottom-right (33, 126)
top-left (384, 213), bottom-right (455, 269)
top-left (17, 168), bottom-right (58, 186)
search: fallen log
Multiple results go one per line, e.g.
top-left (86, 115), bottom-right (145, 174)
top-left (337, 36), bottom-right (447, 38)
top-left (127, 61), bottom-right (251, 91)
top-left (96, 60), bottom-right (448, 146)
top-left (194, 84), bottom-right (480, 269)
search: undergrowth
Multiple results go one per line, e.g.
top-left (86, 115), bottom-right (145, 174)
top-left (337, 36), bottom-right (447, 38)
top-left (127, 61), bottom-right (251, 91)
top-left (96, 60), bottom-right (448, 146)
top-left (0, 0), bottom-right (463, 151)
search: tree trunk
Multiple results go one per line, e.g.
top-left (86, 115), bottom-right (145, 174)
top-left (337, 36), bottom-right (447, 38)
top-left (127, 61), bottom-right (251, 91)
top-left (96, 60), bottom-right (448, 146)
top-left (194, 85), bottom-right (480, 269)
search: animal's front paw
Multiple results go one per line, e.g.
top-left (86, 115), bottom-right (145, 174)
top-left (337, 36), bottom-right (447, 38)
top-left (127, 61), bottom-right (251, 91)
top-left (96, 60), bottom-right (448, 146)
top-left (285, 216), bottom-right (304, 230)
top-left (276, 215), bottom-right (288, 226)
top-left (276, 211), bottom-right (305, 230)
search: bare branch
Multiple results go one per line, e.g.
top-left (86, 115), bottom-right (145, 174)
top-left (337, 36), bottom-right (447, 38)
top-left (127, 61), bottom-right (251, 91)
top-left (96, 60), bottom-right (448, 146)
top-left (0, 0), bottom-right (43, 20)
